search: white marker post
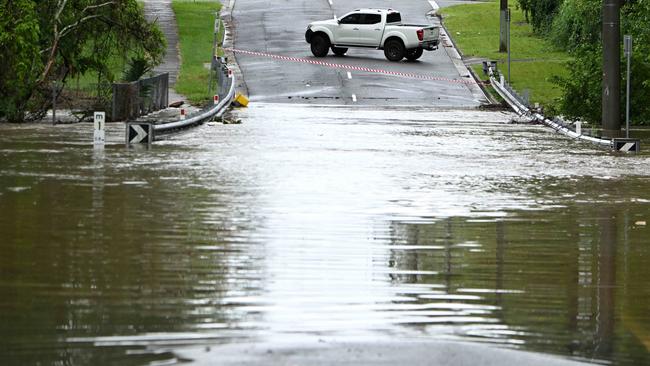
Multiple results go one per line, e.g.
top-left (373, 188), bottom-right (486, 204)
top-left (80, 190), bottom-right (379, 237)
top-left (214, 95), bottom-right (220, 105)
top-left (180, 108), bottom-right (186, 120)
top-left (93, 112), bottom-right (105, 146)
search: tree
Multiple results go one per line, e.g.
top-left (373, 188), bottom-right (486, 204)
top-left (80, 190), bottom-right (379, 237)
top-left (552, 46), bottom-right (603, 123)
top-left (552, 0), bottom-right (650, 125)
top-left (0, 0), bottom-right (165, 122)
top-left (516, 0), bottom-right (562, 34)
top-left (550, 0), bottom-right (600, 51)
top-left (0, 0), bottom-right (42, 122)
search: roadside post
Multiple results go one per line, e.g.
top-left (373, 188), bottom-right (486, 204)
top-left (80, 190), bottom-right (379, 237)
top-left (126, 122), bottom-right (153, 146)
top-left (624, 35), bottom-right (632, 138)
top-left (51, 81), bottom-right (60, 125)
top-left (208, 13), bottom-right (222, 95)
top-left (506, 8), bottom-right (511, 83)
top-left (612, 36), bottom-right (641, 153)
top-left (93, 112), bottom-right (105, 147)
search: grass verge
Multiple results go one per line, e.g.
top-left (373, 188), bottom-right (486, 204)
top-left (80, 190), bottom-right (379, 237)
top-left (441, 1), bottom-right (570, 107)
top-left (172, 0), bottom-right (222, 104)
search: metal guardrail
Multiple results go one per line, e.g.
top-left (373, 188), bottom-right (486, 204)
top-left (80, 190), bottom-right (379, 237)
top-left (124, 8), bottom-right (238, 146)
top-left (486, 65), bottom-right (613, 148)
top-left (153, 68), bottom-right (236, 135)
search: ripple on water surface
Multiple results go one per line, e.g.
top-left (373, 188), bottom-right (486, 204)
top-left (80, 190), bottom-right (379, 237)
top-left (1, 105), bottom-right (649, 365)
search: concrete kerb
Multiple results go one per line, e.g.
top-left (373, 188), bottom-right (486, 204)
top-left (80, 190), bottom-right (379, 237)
top-left (430, 0), bottom-right (491, 105)
top-left (220, 0), bottom-right (249, 98)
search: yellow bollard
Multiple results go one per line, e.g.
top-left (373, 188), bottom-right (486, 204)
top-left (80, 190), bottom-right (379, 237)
top-left (233, 93), bottom-right (249, 107)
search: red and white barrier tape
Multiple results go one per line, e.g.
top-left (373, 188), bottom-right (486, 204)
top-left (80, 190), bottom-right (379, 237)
top-left (226, 48), bottom-right (473, 85)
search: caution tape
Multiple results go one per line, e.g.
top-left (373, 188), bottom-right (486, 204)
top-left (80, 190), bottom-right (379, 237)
top-left (225, 48), bottom-right (474, 85)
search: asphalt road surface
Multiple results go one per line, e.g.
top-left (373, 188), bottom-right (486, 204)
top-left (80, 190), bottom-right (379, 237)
top-left (231, 0), bottom-right (487, 106)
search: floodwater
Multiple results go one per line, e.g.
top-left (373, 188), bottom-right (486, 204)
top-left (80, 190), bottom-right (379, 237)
top-left (1, 104), bottom-right (649, 365)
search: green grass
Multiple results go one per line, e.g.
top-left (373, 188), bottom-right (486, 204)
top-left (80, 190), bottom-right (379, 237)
top-left (172, 0), bottom-right (222, 104)
top-left (441, 1), bottom-right (570, 107)
top-left (63, 45), bottom-right (129, 99)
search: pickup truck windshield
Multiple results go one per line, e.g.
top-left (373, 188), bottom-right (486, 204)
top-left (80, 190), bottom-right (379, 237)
top-left (386, 12), bottom-right (401, 23)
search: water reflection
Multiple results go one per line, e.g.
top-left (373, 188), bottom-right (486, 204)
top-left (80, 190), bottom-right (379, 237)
top-left (0, 127), bottom-right (261, 365)
top-left (386, 200), bottom-right (649, 365)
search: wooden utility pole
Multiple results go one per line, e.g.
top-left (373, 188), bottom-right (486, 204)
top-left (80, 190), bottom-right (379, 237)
top-left (499, 0), bottom-right (508, 52)
top-left (602, 0), bottom-right (621, 137)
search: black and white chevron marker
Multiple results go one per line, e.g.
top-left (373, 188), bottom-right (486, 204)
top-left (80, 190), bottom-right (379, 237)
top-left (612, 138), bottom-right (640, 153)
top-left (126, 122), bottom-right (153, 145)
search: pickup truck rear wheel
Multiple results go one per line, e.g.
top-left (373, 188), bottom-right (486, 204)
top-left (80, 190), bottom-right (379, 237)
top-left (405, 47), bottom-right (424, 61)
top-left (384, 39), bottom-right (405, 61)
top-left (310, 34), bottom-right (330, 57)
top-left (331, 47), bottom-right (348, 56)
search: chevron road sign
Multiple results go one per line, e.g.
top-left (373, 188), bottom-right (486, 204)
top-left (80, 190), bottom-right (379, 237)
top-left (612, 138), bottom-right (640, 153)
top-left (126, 122), bottom-right (153, 145)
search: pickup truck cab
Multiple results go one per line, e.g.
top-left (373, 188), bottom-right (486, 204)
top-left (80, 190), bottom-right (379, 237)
top-left (305, 8), bottom-right (440, 61)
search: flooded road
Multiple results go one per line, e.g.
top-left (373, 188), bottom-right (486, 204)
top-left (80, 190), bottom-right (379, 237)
top-left (1, 104), bottom-right (650, 365)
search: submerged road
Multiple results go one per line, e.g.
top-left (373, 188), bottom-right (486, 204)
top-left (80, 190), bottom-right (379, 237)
top-left (231, 0), bottom-right (486, 106)
top-left (3, 105), bottom-right (650, 365)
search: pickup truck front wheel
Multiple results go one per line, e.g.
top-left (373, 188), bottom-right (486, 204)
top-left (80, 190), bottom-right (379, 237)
top-left (384, 39), bottom-right (405, 62)
top-left (310, 34), bottom-right (330, 57)
top-left (405, 48), bottom-right (424, 61)
top-left (331, 47), bottom-right (348, 56)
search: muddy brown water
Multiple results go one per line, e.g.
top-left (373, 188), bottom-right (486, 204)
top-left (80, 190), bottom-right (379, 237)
top-left (1, 104), bottom-right (649, 365)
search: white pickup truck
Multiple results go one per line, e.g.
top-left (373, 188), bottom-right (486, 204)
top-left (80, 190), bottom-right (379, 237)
top-left (305, 8), bottom-right (440, 61)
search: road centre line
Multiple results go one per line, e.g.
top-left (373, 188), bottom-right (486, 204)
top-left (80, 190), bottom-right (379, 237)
top-left (226, 48), bottom-right (474, 85)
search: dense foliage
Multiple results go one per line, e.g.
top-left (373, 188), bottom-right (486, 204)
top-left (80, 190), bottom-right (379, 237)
top-left (517, 0), bottom-right (562, 33)
top-left (549, 0), bottom-right (600, 50)
top-left (0, 0), bottom-right (42, 121)
top-left (0, 0), bottom-right (165, 122)
top-left (517, 0), bottom-right (650, 124)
